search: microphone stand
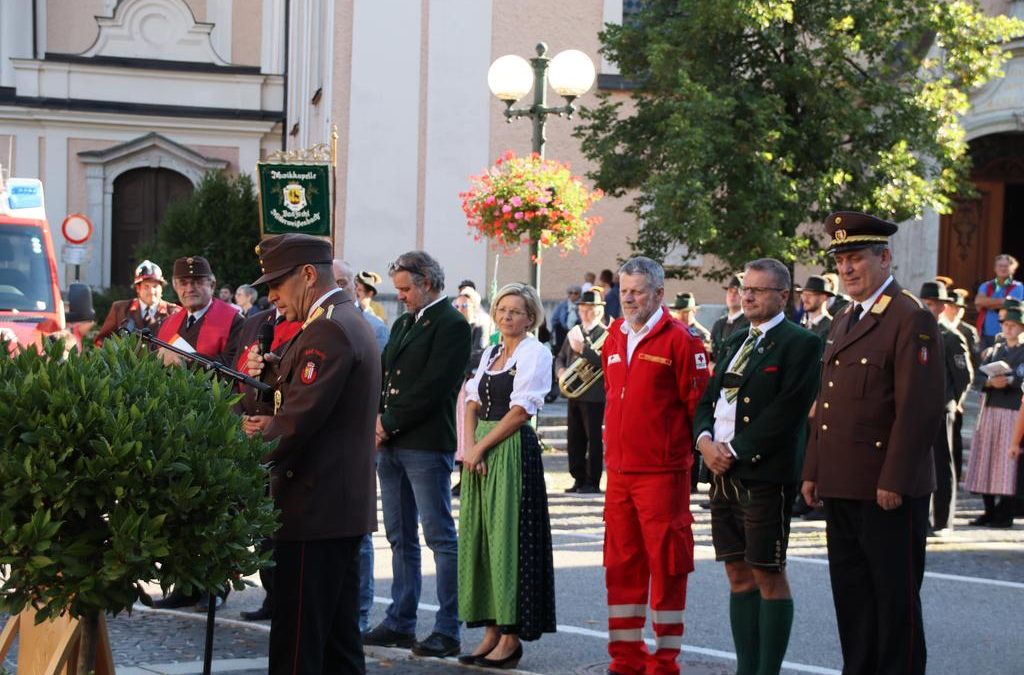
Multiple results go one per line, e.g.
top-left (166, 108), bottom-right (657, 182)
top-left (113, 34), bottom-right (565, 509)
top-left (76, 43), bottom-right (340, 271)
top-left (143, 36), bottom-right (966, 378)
top-left (120, 322), bottom-right (268, 675)
top-left (120, 324), bottom-right (272, 393)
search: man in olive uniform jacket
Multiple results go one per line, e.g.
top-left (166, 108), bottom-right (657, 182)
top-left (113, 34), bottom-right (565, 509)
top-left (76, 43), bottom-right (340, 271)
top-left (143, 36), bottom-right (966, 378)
top-left (365, 251), bottom-right (471, 659)
top-left (802, 212), bottom-right (944, 675)
top-left (694, 258), bottom-right (821, 675)
top-left (710, 273), bottom-right (749, 364)
top-left (944, 287), bottom-right (980, 479)
top-left (246, 233), bottom-right (381, 674)
top-left (920, 281), bottom-right (973, 534)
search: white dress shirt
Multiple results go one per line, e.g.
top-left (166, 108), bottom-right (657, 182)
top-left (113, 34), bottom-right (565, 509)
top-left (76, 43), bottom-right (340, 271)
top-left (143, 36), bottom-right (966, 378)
top-left (186, 300), bottom-right (213, 325)
top-left (699, 311), bottom-right (786, 455)
top-left (307, 287), bottom-right (342, 319)
top-left (415, 294), bottom-right (447, 322)
top-left (622, 307), bottom-right (664, 365)
top-left (851, 275), bottom-right (895, 317)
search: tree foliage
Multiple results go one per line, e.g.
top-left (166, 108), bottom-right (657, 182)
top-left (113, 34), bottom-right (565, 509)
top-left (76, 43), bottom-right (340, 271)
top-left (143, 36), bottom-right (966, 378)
top-left (576, 0), bottom-right (1023, 277)
top-left (136, 171), bottom-right (262, 294)
top-left (0, 337), bottom-right (277, 622)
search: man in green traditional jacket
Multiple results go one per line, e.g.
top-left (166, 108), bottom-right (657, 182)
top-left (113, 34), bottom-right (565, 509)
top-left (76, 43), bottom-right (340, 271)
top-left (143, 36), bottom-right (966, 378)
top-left (693, 258), bottom-right (822, 675)
top-left (363, 250), bottom-right (471, 660)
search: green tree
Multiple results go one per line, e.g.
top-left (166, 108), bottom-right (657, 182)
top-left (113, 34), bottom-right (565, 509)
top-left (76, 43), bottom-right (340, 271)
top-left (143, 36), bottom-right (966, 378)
top-left (137, 171), bottom-right (262, 294)
top-left (576, 0), bottom-right (1023, 277)
top-left (0, 337), bottom-right (277, 671)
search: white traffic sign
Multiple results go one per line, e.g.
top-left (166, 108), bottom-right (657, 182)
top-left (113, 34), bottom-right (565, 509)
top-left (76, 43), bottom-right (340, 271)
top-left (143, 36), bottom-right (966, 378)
top-left (61, 213), bottom-right (93, 244)
top-left (61, 244), bottom-right (89, 266)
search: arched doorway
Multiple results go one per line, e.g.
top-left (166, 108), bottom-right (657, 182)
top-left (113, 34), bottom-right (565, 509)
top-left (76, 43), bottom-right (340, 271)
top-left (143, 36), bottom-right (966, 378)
top-left (938, 133), bottom-right (1024, 298)
top-left (110, 168), bottom-right (193, 287)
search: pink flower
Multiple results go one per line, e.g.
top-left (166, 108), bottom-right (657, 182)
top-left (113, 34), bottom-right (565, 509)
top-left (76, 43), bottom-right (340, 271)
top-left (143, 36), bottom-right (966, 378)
top-left (501, 205), bottom-right (512, 214)
top-left (514, 211), bottom-right (524, 219)
top-left (510, 196), bottom-right (522, 207)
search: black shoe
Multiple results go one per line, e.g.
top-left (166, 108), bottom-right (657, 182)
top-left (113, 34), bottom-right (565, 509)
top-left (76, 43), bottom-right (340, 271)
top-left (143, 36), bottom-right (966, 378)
top-left (412, 631), bottom-right (460, 657)
top-left (564, 483), bottom-right (580, 494)
top-left (362, 623), bottom-right (416, 649)
top-left (476, 643), bottom-right (523, 669)
top-left (969, 514), bottom-right (993, 526)
top-left (240, 605), bottom-right (272, 621)
top-left (451, 482), bottom-right (461, 497)
top-left (989, 518), bottom-right (1014, 528)
top-left (152, 588), bottom-right (201, 609)
top-left (458, 654), bottom-right (480, 665)
top-left (578, 484), bottom-right (602, 494)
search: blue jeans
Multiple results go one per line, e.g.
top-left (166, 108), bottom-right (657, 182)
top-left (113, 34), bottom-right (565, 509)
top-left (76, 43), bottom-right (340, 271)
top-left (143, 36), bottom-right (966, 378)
top-left (377, 447), bottom-right (459, 639)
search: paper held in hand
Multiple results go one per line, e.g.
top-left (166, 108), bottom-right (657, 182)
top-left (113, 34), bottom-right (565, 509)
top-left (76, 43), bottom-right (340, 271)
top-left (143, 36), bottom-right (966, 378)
top-left (979, 360), bottom-right (1012, 377)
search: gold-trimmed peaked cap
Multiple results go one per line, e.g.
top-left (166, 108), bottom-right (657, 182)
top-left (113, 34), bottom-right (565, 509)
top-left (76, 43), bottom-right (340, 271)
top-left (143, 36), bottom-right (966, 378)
top-left (252, 233), bottom-right (333, 286)
top-left (825, 211), bottom-right (898, 255)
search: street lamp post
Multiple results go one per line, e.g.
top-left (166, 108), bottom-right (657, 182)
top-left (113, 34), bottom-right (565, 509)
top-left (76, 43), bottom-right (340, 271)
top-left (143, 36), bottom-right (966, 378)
top-left (488, 42), bottom-right (596, 291)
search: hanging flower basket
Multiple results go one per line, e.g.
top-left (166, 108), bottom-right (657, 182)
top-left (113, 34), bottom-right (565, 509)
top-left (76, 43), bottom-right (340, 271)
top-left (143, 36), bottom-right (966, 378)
top-left (460, 150), bottom-right (603, 257)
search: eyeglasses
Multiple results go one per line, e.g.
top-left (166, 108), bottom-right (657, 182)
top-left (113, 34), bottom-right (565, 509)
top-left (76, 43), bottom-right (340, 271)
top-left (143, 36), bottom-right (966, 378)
top-left (388, 261), bottom-right (417, 276)
top-left (739, 286), bottom-right (785, 296)
top-left (454, 302), bottom-right (469, 309)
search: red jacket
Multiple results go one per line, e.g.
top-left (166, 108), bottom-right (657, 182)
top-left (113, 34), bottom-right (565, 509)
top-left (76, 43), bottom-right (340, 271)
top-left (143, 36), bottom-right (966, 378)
top-left (603, 309), bottom-right (710, 473)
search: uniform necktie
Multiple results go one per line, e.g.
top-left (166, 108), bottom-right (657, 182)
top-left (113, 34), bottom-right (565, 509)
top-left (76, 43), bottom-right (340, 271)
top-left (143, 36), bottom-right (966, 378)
top-left (846, 304), bottom-right (863, 334)
top-left (724, 327), bottom-right (762, 403)
top-left (185, 315), bottom-right (197, 330)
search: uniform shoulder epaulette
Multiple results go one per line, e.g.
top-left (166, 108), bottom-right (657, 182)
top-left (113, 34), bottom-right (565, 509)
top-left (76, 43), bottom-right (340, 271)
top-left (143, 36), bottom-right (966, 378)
top-left (900, 289), bottom-right (924, 309)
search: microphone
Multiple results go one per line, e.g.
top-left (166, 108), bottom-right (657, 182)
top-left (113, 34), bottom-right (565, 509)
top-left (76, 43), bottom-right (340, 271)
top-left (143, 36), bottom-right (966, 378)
top-left (256, 321), bottom-right (275, 404)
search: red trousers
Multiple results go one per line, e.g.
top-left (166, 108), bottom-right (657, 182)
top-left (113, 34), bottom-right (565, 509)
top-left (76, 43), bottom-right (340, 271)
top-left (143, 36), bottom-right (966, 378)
top-left (604, 471), bottom-right (694, 675)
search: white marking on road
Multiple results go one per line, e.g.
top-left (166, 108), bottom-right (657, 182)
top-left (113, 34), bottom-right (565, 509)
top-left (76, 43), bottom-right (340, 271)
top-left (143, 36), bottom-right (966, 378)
top-left (787, 556), bottom-right (1024, 589)
top-left (132, 603), bottom-right (271, 633)
top-left (372, 597), bottom-right (840, 673)
top-left (117, 657), bottom-right (269, 674)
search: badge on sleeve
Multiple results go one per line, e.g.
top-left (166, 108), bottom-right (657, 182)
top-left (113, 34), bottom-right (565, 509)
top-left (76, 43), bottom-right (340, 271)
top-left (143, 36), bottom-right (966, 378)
top-left (695, 353), bottom-right (708, 370)
top-left (918, 346), bottom-right (929, 365)
top-left (299, 348), bottom-right (325, 384)
top-left (608, 353), bottom-right (622, 365)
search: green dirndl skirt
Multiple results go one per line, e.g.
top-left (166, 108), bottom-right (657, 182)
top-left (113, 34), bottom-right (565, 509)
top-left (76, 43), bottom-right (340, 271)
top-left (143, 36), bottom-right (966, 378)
top-left (457, 422), bottom-right (556, 640)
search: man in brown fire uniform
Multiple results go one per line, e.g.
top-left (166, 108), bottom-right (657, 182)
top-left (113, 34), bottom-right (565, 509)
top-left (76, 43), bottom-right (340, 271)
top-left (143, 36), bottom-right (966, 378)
top-left (94, 260), bottom-right (179, 344)
top-left (801, 212), bottom-right (944, 675)
top-left (246, 233), bottom-right (381, 673)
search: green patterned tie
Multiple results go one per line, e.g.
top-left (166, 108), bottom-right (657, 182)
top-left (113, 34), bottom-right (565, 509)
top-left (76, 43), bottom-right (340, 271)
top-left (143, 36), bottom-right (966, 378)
top-left (724, 327), bottom-right (762, 403)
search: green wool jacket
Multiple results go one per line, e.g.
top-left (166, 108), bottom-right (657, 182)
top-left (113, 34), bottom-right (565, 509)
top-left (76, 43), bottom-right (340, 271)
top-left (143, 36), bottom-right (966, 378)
top-left (380, 297), bottom-right (471, 452)
top-left (693, 318), bottom-right (822, 484)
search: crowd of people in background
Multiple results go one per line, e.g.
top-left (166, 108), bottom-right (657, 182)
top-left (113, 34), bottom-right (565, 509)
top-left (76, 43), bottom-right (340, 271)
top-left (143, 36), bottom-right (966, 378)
top-left (87, 220), bottom-right (1024, 674)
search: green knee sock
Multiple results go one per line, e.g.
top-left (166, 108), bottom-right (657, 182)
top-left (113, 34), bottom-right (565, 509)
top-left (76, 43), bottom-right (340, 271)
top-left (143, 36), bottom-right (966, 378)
top-left (729, 590), bottom-right (761, 675)
top-left (755, 598), bottom-right (794, 675)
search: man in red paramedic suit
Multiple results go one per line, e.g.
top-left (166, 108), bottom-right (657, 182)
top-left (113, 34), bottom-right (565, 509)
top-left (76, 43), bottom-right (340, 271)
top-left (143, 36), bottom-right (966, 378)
top-left (601, 256), bottom-right (710, 675)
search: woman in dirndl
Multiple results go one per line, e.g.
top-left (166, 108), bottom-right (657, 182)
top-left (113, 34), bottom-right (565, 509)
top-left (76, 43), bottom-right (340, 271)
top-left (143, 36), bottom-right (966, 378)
top-left (458, 282), bottom-right (556, 668)
top-left (966, 307), bottom-right (1024, 527)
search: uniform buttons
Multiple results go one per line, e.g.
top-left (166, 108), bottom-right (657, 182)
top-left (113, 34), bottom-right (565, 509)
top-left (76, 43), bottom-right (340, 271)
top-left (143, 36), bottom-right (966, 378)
top-left (834, 359), bottom-right (840, 365)
top-left (743, 396), bottom-right (751, 404)
top-left (742, 416), bottom-right (750, 423)
top-left (828, 381), bottom-right (834, 388)
top-left (821, 424), bottom-right (828, 431)
top-left (875, 441), bottom-right (883, 448)
top-left (823, 402), bottom-right (830, 409)
top-left (396, 369), bottom-right (402, 375)
top-left (286, 470), bottom-right (294, 478)
top-left (860, 357), bottom-right (868, 364)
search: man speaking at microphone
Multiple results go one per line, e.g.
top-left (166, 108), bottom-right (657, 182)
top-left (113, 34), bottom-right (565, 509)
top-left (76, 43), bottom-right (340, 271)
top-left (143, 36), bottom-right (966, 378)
top-left (245, 233), bottom-right (381, 674)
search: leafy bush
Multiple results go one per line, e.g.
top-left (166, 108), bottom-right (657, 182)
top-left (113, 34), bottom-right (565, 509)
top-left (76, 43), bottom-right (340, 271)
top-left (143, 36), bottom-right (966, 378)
top-left (0, 337), bottom-right (277, 622)
top-left (135, 171), bottom-right (262, 296)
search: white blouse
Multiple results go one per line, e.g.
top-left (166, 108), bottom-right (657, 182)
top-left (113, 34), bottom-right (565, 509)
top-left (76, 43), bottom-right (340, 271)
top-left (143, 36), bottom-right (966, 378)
top-left (465, 336), bottom-right (553, 416)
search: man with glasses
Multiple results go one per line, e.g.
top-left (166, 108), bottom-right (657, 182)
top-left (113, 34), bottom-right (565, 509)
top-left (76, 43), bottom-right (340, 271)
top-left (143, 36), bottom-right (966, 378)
top-left (602, 257), bottom-right (709, 675)
top-left (150, 255), bottom-right (244, 609)
top-left (802, 212), bottom-right (943, 675)
top-left (694, 259), bottom-right (821, 675)
top-left (364, 251), bottom-right (470, 659)
top-left (549, 284), bottom-right (582, 352)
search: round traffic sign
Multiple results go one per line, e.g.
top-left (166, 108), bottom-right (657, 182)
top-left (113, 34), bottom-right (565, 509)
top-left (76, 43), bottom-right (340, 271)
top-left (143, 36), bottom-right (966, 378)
top-left (61, 214), bottom-right (93, 244)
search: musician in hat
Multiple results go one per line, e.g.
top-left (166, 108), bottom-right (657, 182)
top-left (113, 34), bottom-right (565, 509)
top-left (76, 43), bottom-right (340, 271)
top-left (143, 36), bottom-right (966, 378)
top-left (94, 260), bottom-right (179, 345)
top-left (555, 286), bottom-right (608, 494)
top-left (710, 273), bottom-right (749, 364)
top-left (796, 275), bottom-right (835, 341)
top-left (919, 280), bottom-right (973, 536)
top-left (669, 292), bottom-right (711, 351)
top-left (245, 233), bottom-right (381, 673)
top-left (355, 270), bottom-right (388, 322)
top-left (802, 212), bottom-right (943, 675)
top-left (154, 255), bottom-right (243, 368)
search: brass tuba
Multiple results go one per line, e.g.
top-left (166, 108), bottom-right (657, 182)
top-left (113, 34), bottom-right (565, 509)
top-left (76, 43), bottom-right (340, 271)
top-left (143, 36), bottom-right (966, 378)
top-left (558, 329), bottom-right (608, 399)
